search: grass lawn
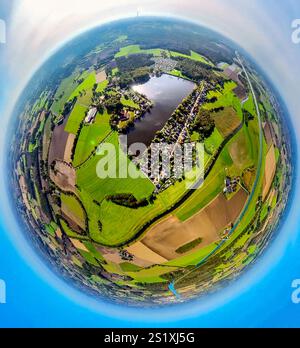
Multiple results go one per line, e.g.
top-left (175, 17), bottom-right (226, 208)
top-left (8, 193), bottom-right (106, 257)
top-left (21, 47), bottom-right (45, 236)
top-left (73, 110), bottom-right (112, 167)
top-left (121, 97), bottom-right (140, 109)
top-left (204, 128), bottom-right (224, 155)
top-left (65, 103), bottom-right (88, 134)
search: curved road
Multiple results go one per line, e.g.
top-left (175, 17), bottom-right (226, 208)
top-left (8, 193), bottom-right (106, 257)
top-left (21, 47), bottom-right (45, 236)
top-left (169, 53), bottom-right (264, 298)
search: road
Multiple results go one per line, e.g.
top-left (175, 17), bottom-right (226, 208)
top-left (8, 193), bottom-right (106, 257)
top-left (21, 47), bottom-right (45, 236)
top-left (169, 53), bottom-right (264, 298)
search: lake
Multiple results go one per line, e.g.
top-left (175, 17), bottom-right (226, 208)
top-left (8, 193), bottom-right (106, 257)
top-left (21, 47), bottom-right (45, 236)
top-left (128, 74), bottom-right (196, 147)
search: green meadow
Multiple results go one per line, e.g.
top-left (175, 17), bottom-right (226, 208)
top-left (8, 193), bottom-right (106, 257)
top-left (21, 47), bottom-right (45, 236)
top-left (73, 110), bottom-right (112, 167)
top-left (64, 103), bottom-right (88, 135)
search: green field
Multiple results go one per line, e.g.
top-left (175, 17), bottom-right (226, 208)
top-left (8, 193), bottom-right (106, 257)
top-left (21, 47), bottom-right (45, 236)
top-left (115, 45), bottom-right (142, 58)
top-left (121, 97), bottom-right (140, 109)
top-left (50, 71), bottom-right (87, 114)
top-left (176, 238), bottom-right (203, 254)
top-left (169, 69), bottom-right (187, 79)
top-left (61, 193), bottom-right (86, 222)
top-left (127, 265), bottom-right (177, 284)
top-left (170, 50), bottom-right (214, 66)
top-left (204, 81), bottom-right (243, 118)
top-left (175, 146), bottom-right (233, 221)
top-left (204, 128), bottom-right (224, 154)
top-left (111, 68), bottom-right (119, 76)
top-left (68, 71), bottom-right (96, 104)
top-left (96, 79), bottom-right (109, 93)
top-left (114, 45), bottom-right (214, 66)
top-left (77, 132), bottom-right (154, 203)
top-left (166, 243), bottom-right (219, 267)
top-left (73, 110), bottom-right (112, 167)
top-left (45, 221), bottom-right (58, 237)
top-left (64, 103), bottom-right (88, 134)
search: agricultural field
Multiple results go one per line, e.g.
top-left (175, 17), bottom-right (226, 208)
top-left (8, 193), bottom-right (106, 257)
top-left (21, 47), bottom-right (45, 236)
top-left (73, 110), bottom-right (111, 167)
top-left (64, 103), bottom-right (88, 134)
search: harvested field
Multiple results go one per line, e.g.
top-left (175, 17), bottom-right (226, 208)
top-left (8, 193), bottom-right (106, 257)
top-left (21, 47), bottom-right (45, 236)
top-left (263, 145), bottom-right (276, 200)
top-left (263, 122), bottom-right (274, 148)
top-left (233, 85), bottom-right (247, 100)
top-left (64, 133), bottom-right (76, 163)
top-left (50, 160), bottom-right (76, 193)
top-left (212, 107), bottom-right (241, 138)
top-left (142, 189), bottom-right (248, 260)
top-left (42, 117), bottom-right (52, 162)
top-left (70, 238), bottom-right (89, 252)
top-left (96, 70), bottom-right (107, 83)
top-left (126, 242), bottom-right (168, 265)
top-left (48, 116), bottom-right (70, 164)
top-left (101, 247), bottom-right (155, 268)
top-left (229, 127), bottom-right (252, 170)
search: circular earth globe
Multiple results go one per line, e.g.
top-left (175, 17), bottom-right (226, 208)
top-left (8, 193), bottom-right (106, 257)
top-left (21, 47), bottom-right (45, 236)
top-left (8, 17), bottom-right (293, 307)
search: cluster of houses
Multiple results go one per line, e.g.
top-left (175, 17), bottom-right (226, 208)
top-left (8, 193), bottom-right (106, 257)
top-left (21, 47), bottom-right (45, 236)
top-left (155, 87), bottom-right (206, 146)
top-left (153, 57), bottom-right (177, 75)
top-left (223, 176), bottom-right (240, 195)
top-left (136, 88), bottom-right (207, 194)
top-left (117, 92), bottom-right (153, 129)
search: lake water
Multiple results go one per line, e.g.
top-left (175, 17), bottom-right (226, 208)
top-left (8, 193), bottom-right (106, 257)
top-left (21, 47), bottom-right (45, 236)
top-left (128, 74), bottom-right (195, 147)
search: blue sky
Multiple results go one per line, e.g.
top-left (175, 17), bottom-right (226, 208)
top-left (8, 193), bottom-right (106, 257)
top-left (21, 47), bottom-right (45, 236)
top-left (0, 0), bottom-right (300, 327)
